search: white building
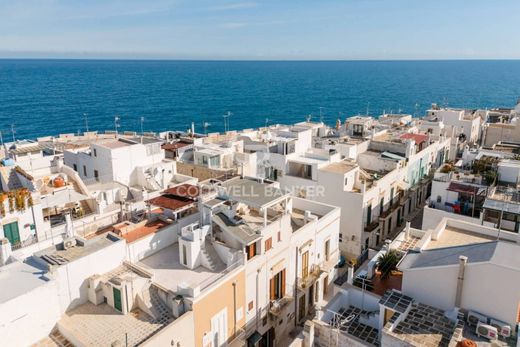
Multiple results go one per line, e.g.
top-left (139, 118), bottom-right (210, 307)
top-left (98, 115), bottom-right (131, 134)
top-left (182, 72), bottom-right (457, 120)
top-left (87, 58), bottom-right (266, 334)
top-left (426, 106), bottom-right (482, 145)
top-left (205, 177), bottom-right (341, 346)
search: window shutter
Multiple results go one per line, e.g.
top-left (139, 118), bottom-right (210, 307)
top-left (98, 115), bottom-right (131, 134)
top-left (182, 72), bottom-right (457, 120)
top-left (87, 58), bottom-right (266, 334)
top-left (281, 269), bottom-right (286, 297)
top-left (270, 277), bottom-right (275, 301)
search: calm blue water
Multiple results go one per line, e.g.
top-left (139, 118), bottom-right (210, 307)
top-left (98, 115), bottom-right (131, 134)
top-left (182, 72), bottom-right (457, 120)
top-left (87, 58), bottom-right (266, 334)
top-left (1, 59), bottom-right (520, 140)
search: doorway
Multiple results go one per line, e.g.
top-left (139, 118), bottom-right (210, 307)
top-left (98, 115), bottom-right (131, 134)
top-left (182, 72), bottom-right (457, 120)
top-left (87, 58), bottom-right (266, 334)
top-left (211, 308), bottom-right (228, 347)
top-left (113, 287), bottom-right (122, 312)
top-left (3, 221), bottom-right (20, 246)
top-left (298, 294), bottom-right (306, 322)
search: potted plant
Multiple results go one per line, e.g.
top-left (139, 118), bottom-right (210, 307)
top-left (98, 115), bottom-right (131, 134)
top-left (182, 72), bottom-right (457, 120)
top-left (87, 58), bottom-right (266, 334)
top-left (377, 249), bottom-right (402, 280)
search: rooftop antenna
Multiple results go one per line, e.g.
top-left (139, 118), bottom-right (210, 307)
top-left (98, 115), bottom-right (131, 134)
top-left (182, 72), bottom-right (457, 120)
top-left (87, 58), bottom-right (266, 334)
top-left (319, 107), bottom-right (324, 123)
top-left (114, 115), bottom-right (120, 137)
top-left (140, 116), bottom-right (145, 135)
top-left (265, 118), bottom-right (270, 128)
top-left (10, 124), bottom-right (16, 143)
top-left (223, 111), bottom-right (232, 132)
top-left (84, 113), bottom-right (89, 132)
top-left (366, 102), bottom-right (370, 116)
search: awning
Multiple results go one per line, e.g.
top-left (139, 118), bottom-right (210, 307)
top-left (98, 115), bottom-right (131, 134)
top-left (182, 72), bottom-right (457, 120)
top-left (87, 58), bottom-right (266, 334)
top-left (483, 199), bottom-right (520, 215)
top-left (447, 182), bottom-right (479, 195)
top-left (41, 189), bottom-right (90, 208)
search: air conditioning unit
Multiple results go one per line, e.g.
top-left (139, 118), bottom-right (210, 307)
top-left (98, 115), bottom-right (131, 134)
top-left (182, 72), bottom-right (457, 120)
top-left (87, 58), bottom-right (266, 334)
top-left (467, 310), bottom-right (487, 326)
top-left (476, 321), bottom-right (498, 340)
top-left (489, 319), bottom-right (511, 338)
top-left (63, 238), bottom-right (77, 250)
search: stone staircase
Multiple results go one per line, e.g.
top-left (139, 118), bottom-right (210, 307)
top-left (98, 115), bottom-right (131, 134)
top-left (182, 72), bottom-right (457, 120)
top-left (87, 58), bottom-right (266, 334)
top-left (201, 239), bottom-right (225, 271)
top-left (138, 284), bottom-right (172, 323)
top-left (48, 327), bottom-right (74, 347)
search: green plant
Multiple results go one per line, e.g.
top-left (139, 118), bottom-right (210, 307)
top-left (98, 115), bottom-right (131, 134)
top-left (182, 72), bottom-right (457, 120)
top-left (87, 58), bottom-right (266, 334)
top-left (377, 249), bottom-right (401, 280)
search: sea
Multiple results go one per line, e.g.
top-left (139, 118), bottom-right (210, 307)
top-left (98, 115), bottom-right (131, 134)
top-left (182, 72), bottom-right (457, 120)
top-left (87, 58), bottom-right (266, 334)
top-left (1, 59), bottom-right (520, 140)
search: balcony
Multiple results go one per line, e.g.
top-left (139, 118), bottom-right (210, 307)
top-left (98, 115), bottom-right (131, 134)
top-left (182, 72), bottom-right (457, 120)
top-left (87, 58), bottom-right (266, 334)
top-left (297, 264), bottom-right (321, 290)
top-left (268, 291), bottom-right (294, 317)
top-left (364, 221), bottom-right (380, 233)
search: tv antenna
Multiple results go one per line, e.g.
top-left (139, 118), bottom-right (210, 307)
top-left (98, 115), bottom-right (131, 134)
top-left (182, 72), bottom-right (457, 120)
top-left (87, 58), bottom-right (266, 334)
top-left (319, 107), bottom-right (325, 123)
top-left (140, 116), bottom-right (145, 135)
top-left (223, 111), bottom-right (232, 132)
top-left (10, 124), bottom-right (16, 143)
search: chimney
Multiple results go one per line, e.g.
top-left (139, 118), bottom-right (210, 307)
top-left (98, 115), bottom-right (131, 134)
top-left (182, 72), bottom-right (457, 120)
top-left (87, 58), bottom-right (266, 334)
top-left (347, 266), bottom-right (354, 285)
top-left (454, 255), bottom-right (467, 308)
top-left (405, 222), bottom-right (411, 240)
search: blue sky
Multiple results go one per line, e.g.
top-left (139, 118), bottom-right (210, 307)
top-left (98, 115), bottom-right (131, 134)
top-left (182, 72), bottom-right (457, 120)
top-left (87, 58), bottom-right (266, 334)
top-left (0, 0), bottom-right (518, 60)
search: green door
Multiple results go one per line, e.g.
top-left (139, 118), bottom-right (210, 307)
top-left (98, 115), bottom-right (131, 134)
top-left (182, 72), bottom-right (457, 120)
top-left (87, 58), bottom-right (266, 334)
top-left (3, 222), bottom-right (20, 246)
top-left (113, 287), bottom-right (122, 312)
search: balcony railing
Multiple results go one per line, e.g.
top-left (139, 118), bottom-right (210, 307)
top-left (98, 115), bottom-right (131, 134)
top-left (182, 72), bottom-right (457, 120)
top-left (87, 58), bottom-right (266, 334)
top-left (268, 286), bottom-right (294, 317)
top-left (297, 264), bottom-right (321, 290)
top-left (364, 221), bottom-right (380, 233)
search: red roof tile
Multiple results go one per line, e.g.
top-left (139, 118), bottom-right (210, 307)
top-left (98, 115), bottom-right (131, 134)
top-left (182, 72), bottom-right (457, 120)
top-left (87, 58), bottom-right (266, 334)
top-left (163, 184), bottom-right (200, 199)
top-left (146, 195), bottom-right (195, 211)
top-left (400, 133), bottom-right (428, 145)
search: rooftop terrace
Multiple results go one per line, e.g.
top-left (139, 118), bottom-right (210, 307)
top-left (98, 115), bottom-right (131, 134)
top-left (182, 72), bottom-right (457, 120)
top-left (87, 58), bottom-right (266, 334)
top-left (137, 243), bottom-right (227, 296)
top-left (35, 233), bottom-right (121, 267)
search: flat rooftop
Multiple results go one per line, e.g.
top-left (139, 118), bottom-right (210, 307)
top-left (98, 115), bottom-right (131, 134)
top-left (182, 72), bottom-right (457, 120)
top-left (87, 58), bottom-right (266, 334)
top-left (320, 160), bottom-right (357, 174)
top-left (35, 234), bottom-right (121, 266)
top-left (220, 178), bottom-right (289, 208)
top-left (424, 226), bottom-right (496, 250)
top-left (213, 212), bottom-right (263, 245)
top-left (399, 241), bottom-right (520, 270)
top-left (0, 259), bottom-right (50, 304)
top-left (384, 302), bottom-right (456, 347)
top-left (112, 219), bottom-right (171, 243)
top-left (137, 244), bottom-right (226, 295)
top-left (58, 302), bottom-right (172, 347)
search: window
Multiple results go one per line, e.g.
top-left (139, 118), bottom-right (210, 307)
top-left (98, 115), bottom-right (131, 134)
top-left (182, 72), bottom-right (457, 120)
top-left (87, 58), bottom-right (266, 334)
top-left (344, 176), bottom-right (348, 186)
top-left (303, 164), bottom-right (312, 179)
top-left (73, 164), bottom-right (77, 172)
top-left (182, 245), bottom-right (187, 265)
top-left (324, 239), bottom-right (330, 262)
top-left (379, 197), bottom-right (384, 215)
top-left (277, 231), bottom-right (281, 242)
top-left (265, 237), bottom-right (272, 252)
top-left (94, 170), bottom-right (99, 181)
top-left (366, 204), bottom-right (372, 225)
top-left (270, 269), bottom-right (286, 301)
top-left (246, 242), bottom-right (257, 260)
top-left (302, 251), bottom-right (309, 278)
top-left (248, 301), bottom-right (254, 311)
top-left (390, 187), bottom-right (394, 201)
top-left (83, 165), bottom-right (87, 177)
top-left (93, 148), bottom-right (97, 157)
top-left (339, 233), bottom-right (343, 242)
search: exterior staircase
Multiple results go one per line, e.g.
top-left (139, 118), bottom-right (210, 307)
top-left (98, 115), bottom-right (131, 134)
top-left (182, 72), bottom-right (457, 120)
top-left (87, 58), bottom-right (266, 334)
top-left (200, 239), bottom-right (225, 271)
top-left (138, 284), bottom-right (171, 322)
top-left (48, 327), bottom-right (74, 347)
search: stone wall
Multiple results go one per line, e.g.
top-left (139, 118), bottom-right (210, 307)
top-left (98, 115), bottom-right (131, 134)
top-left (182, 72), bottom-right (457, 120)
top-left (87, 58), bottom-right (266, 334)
top-left (176, 162), bottom-right (236, 181)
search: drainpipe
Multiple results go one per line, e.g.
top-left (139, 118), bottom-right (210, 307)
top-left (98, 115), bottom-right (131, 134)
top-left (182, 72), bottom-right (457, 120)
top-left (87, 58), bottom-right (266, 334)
top-left (294, 246), bottom-right (299, 329)
top-left (455, 255), bottom-right (467, 308)
top-left (256, 268), bottom-right (260, 330)
top-left (232, 280), bottom-right (237, 337)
